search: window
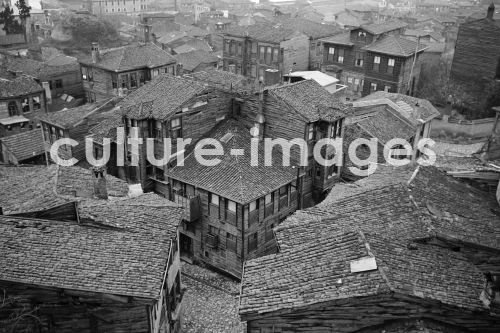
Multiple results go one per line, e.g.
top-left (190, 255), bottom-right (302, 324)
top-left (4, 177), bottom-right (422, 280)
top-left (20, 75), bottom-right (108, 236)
top-left (273, 48), bottom-right (279, 62)
top-left (248, 232), bottom-right (257, 252)
top-left (370, 82), bottom-right (377, 93)
top-left (152, 69), bottom-right (159, 77)
top-left (373, 56), bottom-right (380, 71)
top-left (384, 85), bottom-right (391, 92)
top-left (7, 101), bottom-right (17, 116)
top-left (265, 222), bottom-right (275, 241)
top-left (226, 233), bottom-right (237, 252)
top-left (328, 47), bottom-right (335, 55)
top-left (355, 52), bottom-right (364, 67)
top-left (170, 118), bottom-right (181, 139)
top-left (279, 185), bottom-right (288, 210)
top-left (226, 199), bottom-right (237, 225)
top-left (259, 46), bottom-right (265, 60)
top-left (153, 120), bottom-right (162, 140)
top-left (337, 48), bottom-right (344, 63)
top-left (227, 200), bottom-right (236, 212)
top-left (21, 98), bottom-right (29, 113)
top-left (266, 47), bottom-right (272, 64)
top-left (308, 123), bottom-right (315, 140)
top-left (264, 193), bottom-right (274, 218)
top-left (251, 41), bottom-right (257, 54)
top-left (121, 74), bottom-right (128, 89)
top-left (248, 200), bottom-right (259, 225)
top-left (139, 71), bottom-right (145, 84)
top-left (55, 79), bottom-right (63, 89)
top-left (82, 66), bottom-right (88, 80)
top-left (236, 42), bottom-right (242, 56)
top-left (112, 74), bottom-right (118, 89)
top-left (387, 58), bottom-right (395, 74)
top-left (130, 73), bottom-right (137, 88)
top-left (209, 225), bottom-right (219, 235)
top-left (357, 31), bottom-right (367, 41)
top-left (330, 119), bottom-right (342, 139)
top-left (210, 193), bottom-right (219, 206)
top-left (354, 78), bottom-right (360, 86)
top-left (315, 42), bottom-right (321, 56)
top-left (328, 159), bottom-right (339, 178)
top-left (347, 77), bottom-right (353, 84)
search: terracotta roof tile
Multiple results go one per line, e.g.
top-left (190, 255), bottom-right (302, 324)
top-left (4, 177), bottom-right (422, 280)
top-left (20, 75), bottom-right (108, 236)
top-left (360, 19), bottom-right (408, 35)
top-left (268, 80), bottom-right (352, 122)
top-left (0, 76), bottom-right (43, 98)
top-left (174, 50), bottom-right (219, 71)
top-left (79, 42), bottom-right (176, 72)
top-left (166, 119), bottom-right (298, 203)
top-left (0, 128), bottom-right (45, 162)
top-left (363, 36), bottom-right (427, 57)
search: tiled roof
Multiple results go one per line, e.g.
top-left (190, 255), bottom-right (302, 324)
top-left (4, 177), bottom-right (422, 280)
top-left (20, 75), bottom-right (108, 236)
top-left (79, 42), bottom-right (176, 72)
top-left (271, 17), bottom-right (341, 39)
top-left (268, 80), bottom-right (352, 122)
top-left (0, 165), bottom-right (129, 215)
top-left (319, 32), bottom-right (354, 46)
top-left (0, 192), bottom-right (183, 299)
top-left (363, 35), bottom-right (428, 57)
top-left (165, 119), bottom-right (298, 203)
top-left (88, 109), bottom-right (124, 144)
top-left (240, 227), bottom-right (486, 316)
top-left (350, 102), bottom-right (416, 144)
top-left (224, 22), bottom-right (303, 43)
top-left (357, 91), bottom-right (441, 122)
top-left (0, 76), bottom-right (43, 98)
top-left (175, 50), bottom-right (219, 71)
top-left (173, 38), bottom-right (213, 54)
top-left (0, 128), bottom-right (45, 161)
top-left (4, 55), bottom-right (79, 78)
top-left (360, 19), bottom-right (408, 35)
top-left (183, 69), bottom-right (255, 93)
top-left (317, 165), bottom-right (500, 250)
top-left (119, 74), bottom-right (208, 121)
top-left (37, 103), bottom-right (102, 129)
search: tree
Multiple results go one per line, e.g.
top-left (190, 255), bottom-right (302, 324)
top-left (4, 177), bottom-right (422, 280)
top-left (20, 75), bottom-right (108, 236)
top-left (60, 14), bottom-right (119, 48)
top-left (0, 6), bottom-right (22, 34)
top-left (0, 289), bottom-right (40, 333)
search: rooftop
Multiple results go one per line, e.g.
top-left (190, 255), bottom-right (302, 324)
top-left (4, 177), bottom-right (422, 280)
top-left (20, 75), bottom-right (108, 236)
top-left (166, 119), bottom-right (298, 203)
top-left (319, 32), bottom-right (354, 46)
top-left (270, 17), bottom-right (340, 39)
top-left (2, 55), bottom-right (79, 79)
top-left (38, 103), bottom-right (105, 129)
top-left (360, 19), bottom-right (408, 35)
top-left (357, 91), bottom-right (441, 123)
top-left (240, 165), bottom-right (499, 319)
top-left (224, 22), bottom-right (305, 43)
top-left (267, 80), bottom-right (352, 122)
top-left (0, 128), bottom-right (45, 162)
top-left (0, 165), bottom-right (182, 299)
top-left (362, 35), bottom-right (428, 57)
top-left (175, 50), bottom-right (219, 72)
top-left (0, 76), bottom-right (43, 99)
top-left (79, 42), bottom-right (176, 72)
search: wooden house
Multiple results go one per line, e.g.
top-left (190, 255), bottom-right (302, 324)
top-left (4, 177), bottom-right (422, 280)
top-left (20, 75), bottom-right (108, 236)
top-left (0, 165), bottom-right (184, 333)
top-left (2, 53), bottom-right (84, 105)
top-left (39, 102), bottom-right (117, 164)
top-left (0, 75), bottom-right (47, 138)
top-left (450, 4), bottom-right (500, 112)
top-left (240, 165), bottom-right (500, 332)
top-left (78, 41), bottom-right (177, 103)
top-left (115, 70), bottom-right (350, 278)
top-left (320, 20), bottom-right (428, 100)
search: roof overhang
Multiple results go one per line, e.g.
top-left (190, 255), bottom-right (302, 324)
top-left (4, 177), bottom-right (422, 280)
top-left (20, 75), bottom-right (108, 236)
top-left (0, 116), bottom-right (30, 126)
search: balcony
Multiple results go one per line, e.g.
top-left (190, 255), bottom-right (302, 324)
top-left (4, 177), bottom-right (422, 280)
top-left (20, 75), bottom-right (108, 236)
top-left (173, 193), bottom-right (201, 222)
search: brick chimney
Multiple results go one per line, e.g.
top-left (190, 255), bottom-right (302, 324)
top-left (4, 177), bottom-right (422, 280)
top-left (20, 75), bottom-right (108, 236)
top-left (91, 166), bottom-right (108, 200)
top-left (144, 24), bottom-right (152, 43)
top-left (487, 3), bottom-right (495, 19)
top-left (91, 42), bottom-right (100, 64)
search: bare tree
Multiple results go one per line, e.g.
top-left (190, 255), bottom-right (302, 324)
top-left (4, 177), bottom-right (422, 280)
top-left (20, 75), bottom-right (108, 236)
top-left (0, 289), bottom-right (40, 333)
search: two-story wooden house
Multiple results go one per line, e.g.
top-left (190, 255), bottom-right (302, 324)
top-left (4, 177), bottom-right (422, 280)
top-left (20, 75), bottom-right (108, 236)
top-left (320, 20), bottom-right (428, 99)
top-left (78, 42), bottom-right (177, 103)
top-left (0, 75), bottom-right (47, 137)
top-left (221, 22), bottom-right (311, 83)
top-left (115, 70), bottom-right (350, 278)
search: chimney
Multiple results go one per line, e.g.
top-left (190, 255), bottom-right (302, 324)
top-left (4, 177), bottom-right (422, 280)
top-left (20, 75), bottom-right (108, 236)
top-left (91, 166), bottom-right (108, 200)
top-left (144, 24), bottom-right (152, 43)
top-left (487, 3), bottom-right (495, 19)
top-left (264, 69), bottom-right (281, 86)
top-left (91, 42), bottom-right (100, 64)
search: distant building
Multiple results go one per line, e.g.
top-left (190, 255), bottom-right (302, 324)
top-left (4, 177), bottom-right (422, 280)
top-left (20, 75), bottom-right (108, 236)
top-left (175, 49), bottom-right (219, 73)
top-left (416, 0), bottom-right (452, 14)
top-left (87, 0), bottom-right (152, 14)
top-left (78, 42), bottom-right (177, 103)
top-left (320, 20), bottom-right (427, 99)
top-left (450, 4), bottom-right (500, 111)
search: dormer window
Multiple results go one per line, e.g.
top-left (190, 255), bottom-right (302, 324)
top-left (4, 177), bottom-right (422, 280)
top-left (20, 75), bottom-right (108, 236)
top-left (358, 31), bottom-right (367, 41)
